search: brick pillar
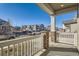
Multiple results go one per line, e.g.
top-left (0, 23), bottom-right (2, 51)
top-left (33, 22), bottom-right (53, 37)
top-left (43, 32), bottom-right (49, 49)
top-left (51, 31), bottom-right (56, 42)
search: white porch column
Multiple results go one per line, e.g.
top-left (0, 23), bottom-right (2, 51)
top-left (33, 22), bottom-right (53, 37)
top-left (63, 24), bottom-right (67, 32)
top-left (63, 24), bottom-right (66, 29)
top-left (50, 14), bottom-right (56, 32)
top-left (50, 14), bottom-right (56, 42)
top-left (77, 12), bottom-right (79, 52)
top-left (77, 4), bottom-right (79, 52)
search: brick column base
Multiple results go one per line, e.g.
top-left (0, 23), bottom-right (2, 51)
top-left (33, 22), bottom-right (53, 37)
top-left (43, 32), bottom-right (49, 49)
top-left (51, 31), bottom-right (56, 42)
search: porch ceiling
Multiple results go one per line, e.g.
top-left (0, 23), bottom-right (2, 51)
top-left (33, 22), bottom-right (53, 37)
top-left (36, 3), bottom-right (77, 15)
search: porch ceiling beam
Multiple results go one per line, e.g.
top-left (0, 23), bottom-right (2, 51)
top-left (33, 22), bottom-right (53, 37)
top-left (55, 4), bottom-right (77, 15)
top-left (37, 3), bottom-right (77, 15)
top-left (36, 3), bottom-right (55, 15)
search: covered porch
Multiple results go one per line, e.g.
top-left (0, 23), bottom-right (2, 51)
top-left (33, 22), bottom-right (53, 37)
top-left (0, 3), bottom-right (79, 56)
top-left (37, 3), bottom-right (79, 56)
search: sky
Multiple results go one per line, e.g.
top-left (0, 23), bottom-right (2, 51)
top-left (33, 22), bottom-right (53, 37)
top-left (0, 3), bottom-right (77, 28)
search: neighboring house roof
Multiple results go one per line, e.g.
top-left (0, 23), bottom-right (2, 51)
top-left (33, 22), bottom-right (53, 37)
top-left (0, 18), bottom-right (8, 25)
top-left (63, 19), bottom-right (77, 25)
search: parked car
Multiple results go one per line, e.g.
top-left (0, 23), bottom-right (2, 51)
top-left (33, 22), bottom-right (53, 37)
top-left (32, 31), bottom-right (41, 35)
top-left (0, 33), bottom-right (15, 40)
top-left (13, 32), bottom-right (22, 37)
top-left (27, 31), bottom-right (32, 35)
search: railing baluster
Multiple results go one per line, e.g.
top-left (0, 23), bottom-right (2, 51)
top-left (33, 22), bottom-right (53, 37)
top-left (31, 39), bottom-right (33, 55)
top-left (7, 46), bottom-right (10, 56)
top-left (26, 41), bottom-right (28, 56)
top-left (24, 41), bottom-right (26, 56)
top-left (40, 37), bottom-right (41, 50)
top-left (28, 40), bottom-right (31, 56)
top-left (27, 40), bottom-right (30, 56)
top-left (21, 42), bottom-right (23, 56)
top-left (32, 39), bottom-right (34, 55)
top-left (17, 43), bottom-right (19, 56)
top-left (30, 40), bottom-right (32, 56)
top-left (29, 40), bottom-right (30, 56)
top-left (1, 47), bottom-right (3, 56)
top-left (0, 48), bottom-right (1, 56)
top-left (42, 36), bottom-right (43, 49)
top-left (29, 40), bottom-right (31, 56)
top-left (35, 38), bottom-right (37, 52)
top-left (36, 38), bottom-right (38, 52)
top-left (34, 38), bottom-right (36, 54)
top-left (40, 37), bottom-right (42, 49)
top-left (39, 37), bottom-right (41, 51)
top-left (39, 37), bottom-right (40, 50)
top-left (35, 38), bottom-right (36, 53)
top-left (31, 40), bottom-right (32, 56)
top-left (33, 38), bottom-right (34, 54)
top-left (40, 37), bottom-right (41, 49)
top-left (13, 44), bottom-right (15, 56)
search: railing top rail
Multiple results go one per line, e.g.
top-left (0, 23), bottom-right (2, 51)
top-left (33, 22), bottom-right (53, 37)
top-left (58, 32), bottom-right (77, 34)
top-left (0, 35), bottom-right (42, 48)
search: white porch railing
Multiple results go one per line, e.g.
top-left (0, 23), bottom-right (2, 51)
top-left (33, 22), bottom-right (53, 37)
top-left (0, 34), bottom-right (43, 56)
top-left (58, 32), bottom-right (77, 46)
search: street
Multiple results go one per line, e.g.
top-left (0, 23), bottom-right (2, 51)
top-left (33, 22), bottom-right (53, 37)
top-left (0, 35), bottom-right (36, 42)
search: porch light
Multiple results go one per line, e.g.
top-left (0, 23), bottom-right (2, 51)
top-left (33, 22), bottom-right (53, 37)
top-left (60, 4), bottom-right (64, 8)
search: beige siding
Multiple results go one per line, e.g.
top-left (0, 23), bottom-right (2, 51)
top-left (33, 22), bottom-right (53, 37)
top-left (70, 23), bottom-right (78, 32)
